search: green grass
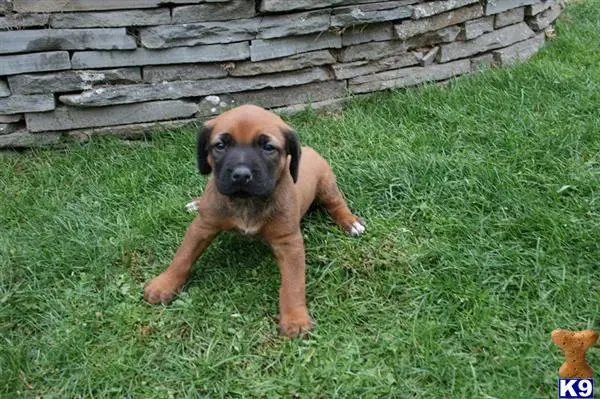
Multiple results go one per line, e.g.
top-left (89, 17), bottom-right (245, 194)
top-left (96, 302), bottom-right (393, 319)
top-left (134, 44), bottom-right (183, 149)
top-left (2, 2), bottom-right (600, 397)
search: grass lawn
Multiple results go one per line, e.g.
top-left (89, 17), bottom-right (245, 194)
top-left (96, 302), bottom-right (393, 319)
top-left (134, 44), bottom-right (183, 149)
top-left (2, 2), bottom-right (600, 397)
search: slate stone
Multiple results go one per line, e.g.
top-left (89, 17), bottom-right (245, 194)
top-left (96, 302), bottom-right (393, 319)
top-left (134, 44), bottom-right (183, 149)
top-left (404, 26), bottom-right (461, 49)
top-left (0, 114), bottom-right (23, 123)
top-left (273, 98), bottom-right (345, 115)
top-left (341, 23), bottom-right (394, 46)
top-left (0, 79), bottom-right (9, 97)
top-left (72, 42), bottom-right (250, 69)
top-left (470, 53), bottom-right (496, 70)
top-left (13, 0), bottom-right (228, 13)
top-left (0, 131), bottom-right (62, 148)
top-left (495, 7), bottom-right (525, 28)
top-left (395, 4), bottom-right (483, 40)
top-left (172, 1), bottom-right (255, 24)
top-left (412, 0), bottom-right (479, 19)
top-left (438, 22), bottom-right (535, 62)
top-left (527, 3), bottom-right (562, 31)
top-left (230, 50), bottom-right (336, 76)
top-left (331, 1), bottom-right (412, 27)
top-left (250, 33), bottom-right (341, 62)
top-left (0, 122), bottom-right (21, 135)
top-left (66, 119), bottom-right (196, 142)
top-left (526, 1), bottom-right (556, 16)
top-left (419, 47), bottom-right (439, 66)
top-left (464, 16), bottom-right (495, 40)
top-left (257, 10), bottom-right (331, 39)
top-left (259, 0), bottom-right (396, 12)
top-left (492, 33), bottom-right (545, 65)
top-left (337, 40), bottom-right (408, 62)
top-left (0, 13), bottom-right (49, 29)
top-left (332, 52), bottom-right (421, 79)
top-left (25, 100), bottom-right (198, 132)
top-left (485, 0), bottom-right (538, 15)
top-left (144, 64), bottom-right (228, 83)
top-left (0, 94), bottom-right (55, 114)
top-left (7, 68), bottom-right (141, 94)
top-left (59, 67), bottom-right (332, 107)
top-left (0, 28), bottom-right (136, 54)
top-left (50, 9), bottom-right (170, 28)
top-left (349, 59), bottom-right (471, 93)
top-left (0, 51), bottom-right (70, 75)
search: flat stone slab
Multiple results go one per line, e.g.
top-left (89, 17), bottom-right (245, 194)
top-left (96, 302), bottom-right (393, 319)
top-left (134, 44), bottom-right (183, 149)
top-left (272, 97), bottom-right (345, 115)
top-left (72, 42), bottom-right (250, 69)
top-left (144, 64), bottom-right (228, 83)
top-left (66, 119), bottom-right (196, 142)
top-left (395, 4), bottom-right (483, 40)
top-left (0, 79), bottom-right (9, 97)
top-left (331, 1), bottom-right (411, 27)
top-left (0, 131), bottom-right (62, 148)
top-left (259, 0), bottom-right (393, 12)
top-left (485, 0), bottom-right (538, 15)
top-left (412, 0), bottom-right (479, 19)
top-left (257, 10), bottom-right (331, 39)
top-left (25, 100), bottom-right (198, 132)
top-left (0, 51), bottom-right (71, 75)
top-left (0, 123), bottom-right (19, 135)
top-left (50, 9), bottom-right (170, 28)
top-left (527, 3), bottom-right (562, 31)
top-left (349, 59), bottom-right (471, 93)
top-left (495, 7), bottom-right (525, 28)
top-left (493, 33), bottom-right (544, 65)
top-left (13, 0), bottom-right (228, 12)
top-left (172, 1), bottom-right (256, 23)
top-left (464, 16), bottom-right (495, 40)
top-left (0, 114), bottom-right (23, 123)
top-left (332, 52), bottom-right (421, 79)
top-left (59, 67), bottom-right (332, 107)
top-left (341, 23), bottom-right (394, 46)
top-left (230, 50), bottom-right (336, 76)
top-left (250, 33), bottom-right (341, 62)
top-left (0, 13), bottom-right (49, 29)
top-left (438, 22), bottom-right (535, 62)
top-left (337, 40), bottom-right (408, 62)
top-left (0, 94), bottom-right (55, 114)
top-left (404, 26), bottom-right (461, 49)
top-left (526, 1), bottom-right (557, 16)
top-left (0, 28), bottom-right (136, 54)
top-left (7, 68), bottom-right (141, 94)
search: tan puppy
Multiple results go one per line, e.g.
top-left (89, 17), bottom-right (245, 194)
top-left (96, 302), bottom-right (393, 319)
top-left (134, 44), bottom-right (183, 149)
top-left (144, 104), bottom-right (365, 337)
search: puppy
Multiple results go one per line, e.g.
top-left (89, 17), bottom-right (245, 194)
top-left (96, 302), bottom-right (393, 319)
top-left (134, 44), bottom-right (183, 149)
top-left (144, 104), bottom-right (365, 337)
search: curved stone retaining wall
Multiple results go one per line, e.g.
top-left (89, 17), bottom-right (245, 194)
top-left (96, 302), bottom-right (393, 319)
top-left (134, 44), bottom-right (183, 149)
top-left (0, 0), bottom-right (564, 148)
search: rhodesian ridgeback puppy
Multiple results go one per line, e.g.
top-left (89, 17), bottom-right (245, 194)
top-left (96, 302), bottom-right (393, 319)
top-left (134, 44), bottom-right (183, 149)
top-left (144, 104), bottom-right (365, 337)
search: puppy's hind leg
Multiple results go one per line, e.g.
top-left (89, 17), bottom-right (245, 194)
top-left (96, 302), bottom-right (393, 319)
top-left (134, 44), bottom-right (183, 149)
top-left (317, 168), bottom-right (365, 237)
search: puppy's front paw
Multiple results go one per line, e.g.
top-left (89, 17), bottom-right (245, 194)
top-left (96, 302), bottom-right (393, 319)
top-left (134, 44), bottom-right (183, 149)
top-left (279, 308), bottom-right (313, 338)
top-left (144, 273), bottom-right (186, 305)
top-left (185, 200), bottom-right (200, 213)
top-left (348, 217), bottom-right (366, 236)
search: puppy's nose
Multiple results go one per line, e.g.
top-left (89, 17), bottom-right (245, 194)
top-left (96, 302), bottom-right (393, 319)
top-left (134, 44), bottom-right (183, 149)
top-left (231, 166), bottom-right (252, 184)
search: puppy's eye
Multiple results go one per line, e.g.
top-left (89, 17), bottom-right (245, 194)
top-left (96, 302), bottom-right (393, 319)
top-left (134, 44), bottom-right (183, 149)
top-left (262, 143), bottom-right (275, 153)
top-left (213, 142), bottom-right (226, 151)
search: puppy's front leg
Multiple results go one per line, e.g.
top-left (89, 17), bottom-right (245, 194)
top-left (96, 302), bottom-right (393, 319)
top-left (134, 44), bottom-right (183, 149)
top-left (144, 215), bottom-right (218, 304)
top-left (269, 231), bottom-right (313, 338)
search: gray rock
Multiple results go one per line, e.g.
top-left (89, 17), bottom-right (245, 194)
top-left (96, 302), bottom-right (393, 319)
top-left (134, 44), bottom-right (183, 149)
top-left (0, 122), bottom-right (19, 135)
top-left (250, 33), bottom-right (341, 62)
top-left (0, 28), bottom-right (136, 54)
top-left (419, 47), bottom-right (439, 66)
top-left (492, 33), bottom-right (545, 65)
top-left (7, 68), bottom-right (141, 94)
top-left (438, 22), bottom-right (535, 62)
top-left (50, 9), bottom-right (170, 28)
top-left (404, 26), bottom-right (461, 49)
top-left (59, 67), bottom-right (332, 107)
top-left (470, 53), bottom-right (496, 70)
top-left (341, 23), bottom-right (394, 46)
top-left (527, 3), bottom-right (562, 31)
top-left (0, 131), bottom-right (62, 148)
top-left (66, 119), bottom-right (196, 142)
top-left (272, 98), bottom-right (345, 115)
top-left (260, 0), bottom-right (396, 12)
top-left (141, 19), bottom-right (258, 48)
top-left (0, 94), bottom-right (55, 114)
top-left (495, 7), bottom-right (525, 28)
top-left (0, 0), bottom-right (9, 13)
top-left (0, 51), bottom-right (70, 75)
top-left (526, 1), bottom-right (556, 16)
top-left (72, 42), bottom-right (250, 69)
top-left (485, 0), bottom-right (538, 15)
top-left (258, 10), bottom-right (331, 39)
top-left (395, 4), bottom-right (483, 40)
top-left (349, 59), bottom-right (470, 93)
top-left (25, 100), bottom-right (198, 132)
top-left (172, 1), bottom-right (255, 24)
top-left (144, 64), bottom-right (228, 82)
top-left (13, 0), bottom-right (228, 13)
top-left (332, 52), bottom-right (421, 79)
top-left (464, 16), bottom-right (494, 40)
top-left (331, 1), bottom-right (411, 27)
top-left (0, 13), bottom-right (49, 29)
top-left (412, 0), bottom-right (479, 19)
top-left (337, 40), bottom-right (408, 62)
top-left (0, 114), bottom-right (23, 123)
top-left (230, 50), bottom-right (336, 76)
top-left (0, 79), bottom-right (9, 97)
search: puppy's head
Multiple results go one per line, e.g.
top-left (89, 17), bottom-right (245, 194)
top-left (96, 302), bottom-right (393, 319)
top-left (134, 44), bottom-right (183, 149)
top-left (196, 104), bottom-right (301, 198)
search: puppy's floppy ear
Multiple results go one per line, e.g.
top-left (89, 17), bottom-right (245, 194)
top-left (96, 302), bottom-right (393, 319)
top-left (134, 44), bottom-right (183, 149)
top-left (196, 123), bottom-right (213, 175)
top-left (282, 128), bottom-right (301, 183)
